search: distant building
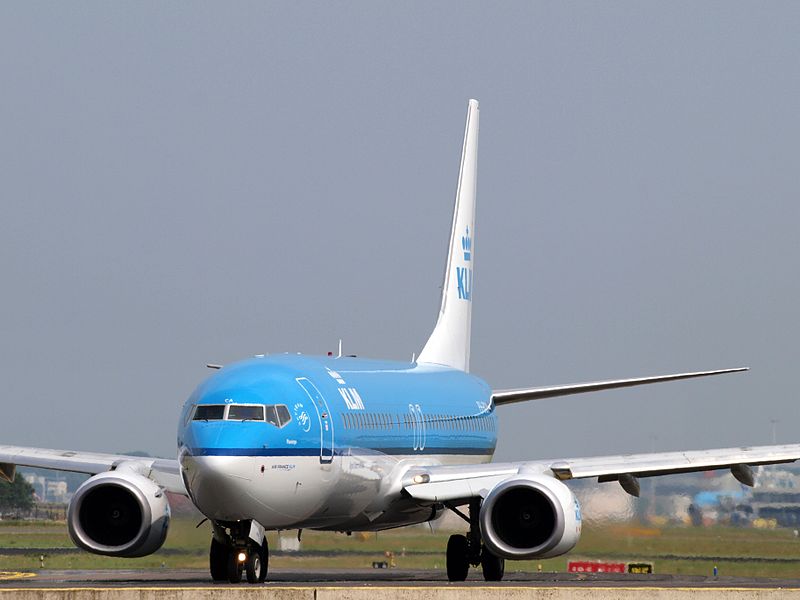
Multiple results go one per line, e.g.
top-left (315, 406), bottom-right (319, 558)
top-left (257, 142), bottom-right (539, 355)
top-left (747, 468), bottom-right (800, 527)
top-left (22, 473), bottom-right (72, 504)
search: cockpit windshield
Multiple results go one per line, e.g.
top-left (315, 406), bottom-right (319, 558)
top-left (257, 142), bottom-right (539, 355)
top-left (192, 403), bottom-right (292, 427)
top-left (228, 405), bottom-right (264, 421)
top-left (193, 405), bottom-right (226, 421)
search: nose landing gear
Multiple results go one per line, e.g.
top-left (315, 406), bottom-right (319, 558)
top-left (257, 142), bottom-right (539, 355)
top-left (209, 520), bottom-right (269, 584)
top-left (445, 499), bottom-right (505, 582)
top-left (244, 540), bottom-right (268, 583)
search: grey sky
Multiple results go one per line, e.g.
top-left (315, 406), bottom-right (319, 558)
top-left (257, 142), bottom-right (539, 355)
top-left (1, 3), bottom-right (798, 462)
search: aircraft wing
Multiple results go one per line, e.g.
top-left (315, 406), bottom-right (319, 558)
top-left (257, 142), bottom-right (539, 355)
top-left (403, 443), bottom-right (800, 503)
top-left (491, 367), bottom-right (747, 406)
top-left (0, 445), bottom-right (185, 495)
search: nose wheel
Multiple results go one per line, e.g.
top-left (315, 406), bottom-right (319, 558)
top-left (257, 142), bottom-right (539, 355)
top-left (209, 537), bottom-right (228, 581)
top-left (209, 521), bottom-right (269, 584)
top-left (245, 538), bottom-right (268, 583)
top-left (226, 549), bottom-right (244, 583)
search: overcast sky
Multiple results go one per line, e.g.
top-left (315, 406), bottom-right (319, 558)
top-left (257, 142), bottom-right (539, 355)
top-left (1, 3), bottom-right (798, 462)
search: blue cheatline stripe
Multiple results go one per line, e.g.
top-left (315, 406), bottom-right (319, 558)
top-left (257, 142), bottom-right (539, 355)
top-left (188, 446), bottom-right (493, 457)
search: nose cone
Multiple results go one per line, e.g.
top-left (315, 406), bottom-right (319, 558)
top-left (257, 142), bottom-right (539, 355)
top-left (177, 357), bottom-right (312, 524)
top-left (180, 453), bottom-right (258, 521)
top-left (180, 415), bottom-right (275, 521)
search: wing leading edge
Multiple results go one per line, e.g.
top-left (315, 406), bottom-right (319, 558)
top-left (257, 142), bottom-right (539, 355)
top-left (404, 443), bottom-right (800, 502)
top-left (0, 445), bottom-right (185, 495)
top-left (491, 367), bottom-right (747, 406)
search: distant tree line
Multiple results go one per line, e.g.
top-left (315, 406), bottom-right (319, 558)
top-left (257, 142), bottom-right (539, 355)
top-left (0, 476), bottom-right (35, 512)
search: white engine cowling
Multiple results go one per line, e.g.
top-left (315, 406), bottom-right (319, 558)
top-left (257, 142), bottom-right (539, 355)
top-left (67, 469), bottom-right (170, 557)
top-left (479, 475), bottom-right (582, 560)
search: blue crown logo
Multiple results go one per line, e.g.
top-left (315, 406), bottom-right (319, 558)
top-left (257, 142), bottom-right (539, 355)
top-left (461, 227), bottom-right (472, 261)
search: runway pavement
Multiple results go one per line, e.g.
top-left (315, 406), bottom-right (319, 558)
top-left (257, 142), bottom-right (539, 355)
top-left (2, 568), bottom-right (800, 589)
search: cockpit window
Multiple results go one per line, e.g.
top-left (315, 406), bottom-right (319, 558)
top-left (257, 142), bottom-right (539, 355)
top-left (192, 403), bottom-right (292, 427)
top-left (275, 405), bottom-right (291, 427)
top-left (264, 405), bottom-right (291, 428)
top-left (264, 405), bottom-right (279, 427)
top-left (228, 405), bottom-right (264, 421)
top-left (193, 405), bottom-right (226, 421)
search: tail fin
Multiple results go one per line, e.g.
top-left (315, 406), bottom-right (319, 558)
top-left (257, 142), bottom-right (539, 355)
top-left (417, 99), bottom-right (479, 372)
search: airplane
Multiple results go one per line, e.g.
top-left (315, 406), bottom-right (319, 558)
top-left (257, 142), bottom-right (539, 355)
top-left (2, 99), bottom-right (799, 584)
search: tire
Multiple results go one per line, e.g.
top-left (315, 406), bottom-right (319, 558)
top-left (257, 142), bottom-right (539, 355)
top-left (227, 548), bottom-right (243, 584)
top-left (209, 537), bottom-right (228, 581)
top-left (259, 538), bottom-right (269, 583)
top-left (481, 547), bottom-right (505, 582)
top-left (446, 534), bottom-right (470, 582)
top-left (245, 540), bottom-right (268, 584)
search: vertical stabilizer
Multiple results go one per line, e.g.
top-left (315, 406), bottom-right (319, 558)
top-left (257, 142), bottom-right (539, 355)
top-left (417, 99), bottom-right (479, 372)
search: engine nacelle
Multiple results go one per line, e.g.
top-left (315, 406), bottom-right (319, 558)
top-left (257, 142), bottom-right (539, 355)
top-left (67, 469), bottom-right (170, 557)
top-left (479, 475), bottom-right (581, 560)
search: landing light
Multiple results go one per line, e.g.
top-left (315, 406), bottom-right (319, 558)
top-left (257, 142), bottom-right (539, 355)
top-left (412, 474), bottom-right (430, 484)
top-left (237, 552), bottom-right (247, 563)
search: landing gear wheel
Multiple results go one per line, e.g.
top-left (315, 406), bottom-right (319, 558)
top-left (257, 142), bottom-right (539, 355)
top-left (446, 534), bottom-right (470, 582)
top-left (481, 547), bottom-right (505, 582)
top-left (227, 549), bottom-right (243, 583)
top-left (259, 538), bottom-right (269, 583)
top-left (245, 539), bottom-right (268, 583)
top-left (209, 538), bottom-right (228, 581)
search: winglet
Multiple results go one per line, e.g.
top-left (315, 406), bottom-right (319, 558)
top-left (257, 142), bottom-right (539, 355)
top-left (418, 99), bottom-right (480, 372)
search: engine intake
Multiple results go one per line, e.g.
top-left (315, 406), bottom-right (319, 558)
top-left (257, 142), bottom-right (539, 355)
top-left (480, 475), bottom-right (581, 560)
top-left (67, 469), bottom-right (170, 557)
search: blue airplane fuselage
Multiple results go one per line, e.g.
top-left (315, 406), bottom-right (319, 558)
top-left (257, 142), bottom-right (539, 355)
top-left (177, 355), bottom-right (496, 530)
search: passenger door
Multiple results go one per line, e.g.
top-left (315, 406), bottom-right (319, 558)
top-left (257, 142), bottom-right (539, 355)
top-left (296, 377), bottom-right (334, 463)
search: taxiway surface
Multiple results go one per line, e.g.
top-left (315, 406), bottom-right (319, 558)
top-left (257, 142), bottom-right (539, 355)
top-left (2, 568), bottom-right (800, 588)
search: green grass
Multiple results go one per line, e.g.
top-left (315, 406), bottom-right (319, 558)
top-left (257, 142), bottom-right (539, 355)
top-left (1, 520), bottom-right (800, 577)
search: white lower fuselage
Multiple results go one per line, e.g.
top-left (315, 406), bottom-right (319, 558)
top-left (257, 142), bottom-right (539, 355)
top-left (181, 450), bottom-right (491, 531)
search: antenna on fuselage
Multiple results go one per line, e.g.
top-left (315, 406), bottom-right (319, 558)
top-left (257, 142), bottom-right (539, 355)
top-left (337, 339), bottom-right (343, 359)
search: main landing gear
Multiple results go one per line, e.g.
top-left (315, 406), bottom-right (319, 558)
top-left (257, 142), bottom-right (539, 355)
top-left (445, 499), bottom-right (505, 582)
top-left (209, 520), bottom-right (269, 584)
